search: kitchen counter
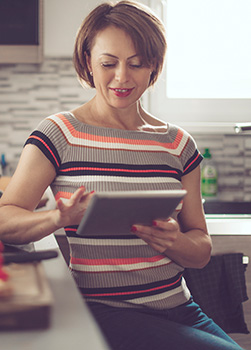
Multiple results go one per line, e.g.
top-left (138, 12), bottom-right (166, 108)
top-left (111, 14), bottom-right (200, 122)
top-left (203, 201), bottom-right (251, 236)
top-left (206, 215), bottom-right (251, 349)
top-left (203, 201), bottom-right (251, 215)
top-left (0, 234), bottom-right (110, 350)
top-left (206, 215), bottom-right (251, 235)
top-left (1, 215), bottom-right (250, 350)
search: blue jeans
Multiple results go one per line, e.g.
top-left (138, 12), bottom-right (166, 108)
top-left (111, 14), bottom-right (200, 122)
top-left (87, 298), bottom-right (245, 350)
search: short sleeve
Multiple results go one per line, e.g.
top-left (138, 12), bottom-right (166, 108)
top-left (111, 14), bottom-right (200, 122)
top-left (24, 116), bottom-right (64, 173)
top-left (181, 131), bottom-right (203, 176)
top-left (168, 123), bottom-right (203, 176)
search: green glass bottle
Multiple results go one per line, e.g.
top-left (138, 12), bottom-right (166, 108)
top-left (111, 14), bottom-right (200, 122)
top-left (201, 148), bottom-right (218, 198)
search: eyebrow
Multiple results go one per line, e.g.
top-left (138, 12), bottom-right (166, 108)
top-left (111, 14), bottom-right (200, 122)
top-left (100, 53), bottom-right (139, 60)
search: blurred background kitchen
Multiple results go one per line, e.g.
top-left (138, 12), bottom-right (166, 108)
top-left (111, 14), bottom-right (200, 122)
top-left (0, 1), bottom-right (251, 348)
top-left (0, 0), bottom-right (251, 204)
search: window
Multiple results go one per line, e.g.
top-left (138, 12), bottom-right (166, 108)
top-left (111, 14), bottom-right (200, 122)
top-left (147, 0), bottom-right (251, 132)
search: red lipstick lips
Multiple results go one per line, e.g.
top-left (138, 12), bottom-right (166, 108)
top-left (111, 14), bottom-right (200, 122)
top-left (110, 88), bottom-right (134, 97)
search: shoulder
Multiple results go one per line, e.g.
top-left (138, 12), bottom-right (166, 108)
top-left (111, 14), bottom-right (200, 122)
top-left (168, 122), bottom-right (189, 136)
top-left (24, 112), bottom-right (76, 171)
top-left (39, 112), bottom-right (75, 128)
top-left (168, 123), bottom-right (196, 147)
top-left (25, 112), bottom-right (75, 160)
top-left (34, 112), bottom-right (78, 139)
top-left (167, 123), bottom-right (203, 174)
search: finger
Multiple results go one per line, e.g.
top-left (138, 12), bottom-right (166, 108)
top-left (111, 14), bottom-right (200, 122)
top-left (75, 186), bottom-right (86, 198)
top-left (152, 218), bottom-right (175, 230)
top-left (132, 229), bottom-right (166, 252)
top-left (132, 223), bottom-right (176, 244)
top-left (131, 224), bottom-right (153, 235)
top-left (69, 186), bottom-right (87, 204)
top-left (56, 198), bottom-right (64, 211)
top-left (79, 190), bottom-right (95, 207)
top-left (81, 190), bottom-right (95, 201)
top-left (131, 225), bottom-right (163, 241)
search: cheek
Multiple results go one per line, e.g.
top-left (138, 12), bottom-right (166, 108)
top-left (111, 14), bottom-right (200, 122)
top-left (140, 69), bottom-right (152, 83)
top-left (92, 72), bottom-right (108, 89)
top-left (94, 68), bottom-right (113, 84)
top-left (138, 74), bottom-right (152, 89)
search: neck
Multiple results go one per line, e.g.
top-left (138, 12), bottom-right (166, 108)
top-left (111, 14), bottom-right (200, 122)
top-left (88, 97), bottom-right (148, 130)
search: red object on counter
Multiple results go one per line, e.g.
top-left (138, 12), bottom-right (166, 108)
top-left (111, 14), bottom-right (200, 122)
top-left (0, 241), bottom-right (9, 281)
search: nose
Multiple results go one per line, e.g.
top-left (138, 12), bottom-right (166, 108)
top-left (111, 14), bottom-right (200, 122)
top-left (115, 63), bottom-right (129, 83)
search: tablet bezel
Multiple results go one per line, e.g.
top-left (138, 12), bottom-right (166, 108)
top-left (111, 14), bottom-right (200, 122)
top-left (76, 190), bottom-right (187, 237)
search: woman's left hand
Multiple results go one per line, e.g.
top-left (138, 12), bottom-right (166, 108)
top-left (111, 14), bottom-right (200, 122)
top-left (131, 217), bottom-right (182, 254)
top-left (130, 167), bottom-right (212, 269)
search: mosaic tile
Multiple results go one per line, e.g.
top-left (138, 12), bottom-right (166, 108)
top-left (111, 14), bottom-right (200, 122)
top-left (0, 57), bottom-right (250, 201)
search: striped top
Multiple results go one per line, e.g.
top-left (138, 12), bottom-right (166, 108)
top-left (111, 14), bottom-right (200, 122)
top-left (25, 112), bottom-right (203, 310)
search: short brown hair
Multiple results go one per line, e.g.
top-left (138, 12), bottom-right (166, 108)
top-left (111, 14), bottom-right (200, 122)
top-left (73, 1), bottom-right (167, 88)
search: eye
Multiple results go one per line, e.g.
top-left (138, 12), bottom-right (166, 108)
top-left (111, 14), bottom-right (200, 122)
top-left (129, 63), bottom-right (143, 68)
top-left (128, 59), bottom-right (143, 68)
top-left (101, 61), bottom-right (116, 68)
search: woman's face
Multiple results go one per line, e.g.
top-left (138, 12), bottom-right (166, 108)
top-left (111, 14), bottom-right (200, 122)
top-left (87, 26), bottom-right (153, 110)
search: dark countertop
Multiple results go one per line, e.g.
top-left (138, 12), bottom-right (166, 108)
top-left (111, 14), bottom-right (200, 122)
top-left (203, 201), bottom-right (251, 215)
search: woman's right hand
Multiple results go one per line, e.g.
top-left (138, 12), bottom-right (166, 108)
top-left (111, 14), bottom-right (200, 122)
top-left (54, 186), bottom-right (95, 228)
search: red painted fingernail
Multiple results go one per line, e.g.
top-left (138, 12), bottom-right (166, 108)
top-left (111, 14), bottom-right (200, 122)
top-left (90, 190), bottom-right (95, 194)
top-left (152, 220), bottom-right (158, 226)
top-left (131, 225), bottom-right (138, 232)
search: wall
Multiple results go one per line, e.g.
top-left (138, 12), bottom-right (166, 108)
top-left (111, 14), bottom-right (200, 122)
top-left (195, 134), bottom-right (251, 201)
top-left (43, 0), bottom-right (149, 57)
top-left (0, 58), bottom-right (94, 174)
top-left (0, 57), bottom-right (251, 201)
top-left (43, 0), bottom-right (100, 57)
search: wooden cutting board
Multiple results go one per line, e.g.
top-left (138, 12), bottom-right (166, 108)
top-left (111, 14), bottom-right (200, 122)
top-left (0, 262), bottom-right (53, 330)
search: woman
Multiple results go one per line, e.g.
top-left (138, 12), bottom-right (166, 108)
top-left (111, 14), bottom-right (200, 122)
top-left (0, 1), bottom-right (244, 349)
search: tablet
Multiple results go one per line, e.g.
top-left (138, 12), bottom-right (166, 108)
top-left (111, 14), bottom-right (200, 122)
top-left (76, 190), bottom-right (187, 237)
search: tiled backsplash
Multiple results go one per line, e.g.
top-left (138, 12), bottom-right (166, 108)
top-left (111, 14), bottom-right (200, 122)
top-left (0, 57), bottom-right (250, 201)
top-left (0, 57), bottom-right (94, 173)
top-left (195, 134), bottom-right (251, 201)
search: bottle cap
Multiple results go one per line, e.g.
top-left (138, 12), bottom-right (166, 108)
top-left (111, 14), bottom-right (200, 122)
top-left (203, 148), bottom-right (212, 159)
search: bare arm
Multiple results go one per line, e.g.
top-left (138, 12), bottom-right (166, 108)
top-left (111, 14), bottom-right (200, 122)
top-left (131, 166), bottom-right (212, 269)
top-left (0, 145), bottom-right (93, 244)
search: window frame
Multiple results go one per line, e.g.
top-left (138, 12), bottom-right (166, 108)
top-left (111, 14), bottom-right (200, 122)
top-left (145, 0), bottom-right (251, 134)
